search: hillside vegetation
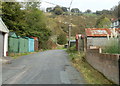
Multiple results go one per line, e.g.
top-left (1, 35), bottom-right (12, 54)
top-left (1, 1), bottom-right (118, 49)
top-left (46, 12), bottom-right (114, 37)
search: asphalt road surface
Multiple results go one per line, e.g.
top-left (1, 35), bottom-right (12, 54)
top-left (2, 50), bottom-right (86, 84)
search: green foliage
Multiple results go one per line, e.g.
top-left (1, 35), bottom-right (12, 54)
top-left (2, 2), bottom-right (25, 33)
top-left (46, 18), bottom-right (64, 35)
top-left (118, 3), bottom-right (120, 17)
top-left (111, 3), bottom-right (120, 18)
top-left (71, 8), bottom-right (80, 13)
top-left (57, 33), bottom-right (67, 45)
top-left (103, 38), bottom-right (120, 54)
top-left (67, 45), bottom-right (76, 53)
top-left (61, 7), bottom-right (68, 12)
top-left (96, 10), bottom-right (112, 15)
top-left (95, 16), bottom-right (111, 28)
top-left (53, 5), bottom-right (63, 15)
top-left (0, 0), bottom-right (2, 17)
top-left (85, 9), bottom-right (92, 13)
top-left (2, 2), bottom-right (51, 49)
top-left (41, 39), bottom-right (57, 49)
top-left (46, 7), bottom-right (53, 12)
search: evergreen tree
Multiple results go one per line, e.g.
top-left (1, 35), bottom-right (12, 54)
top-left (95, 16), bottom-right (111, 28)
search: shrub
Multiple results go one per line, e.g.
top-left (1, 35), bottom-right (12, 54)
top-left (57, 33), bottom-right (67, 45)
top-left (67, 45), bottom-right (77, 53)
top-left (103, 38), bottom-right (120, 54)
top-left (40, 39), bottom-right (57, 50)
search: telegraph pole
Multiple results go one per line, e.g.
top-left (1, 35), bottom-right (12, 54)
top-left (68, 0), bottom-right (73, 47)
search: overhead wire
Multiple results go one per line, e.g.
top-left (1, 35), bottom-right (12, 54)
top-left (69, 0), bottom-right (73, 9)
top-left (41, 0), bottom-right (64, 7)
top-left (41, 0), bottom-right (74, 9)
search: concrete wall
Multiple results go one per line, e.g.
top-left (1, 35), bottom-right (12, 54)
top-left (86, 49), bottom-right (120, 84)
top-left (87, 37), bottom-right (109, 49)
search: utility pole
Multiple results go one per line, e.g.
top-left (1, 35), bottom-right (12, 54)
top-left (68, 0), bottom-right (73, 47)
top-left (68, 7), bottom-right (72, 47)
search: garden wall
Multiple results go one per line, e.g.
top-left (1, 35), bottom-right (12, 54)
top-left (86, 49), bottom-right (120, 84)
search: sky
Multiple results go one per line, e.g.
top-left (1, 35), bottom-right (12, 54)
top-left (40, 0), bottom-right (120, 12)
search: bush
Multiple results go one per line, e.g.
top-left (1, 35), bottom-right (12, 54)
top-left (103, 38), bottom-right (120, 54)
top-left (57, 33), bottom-right (67, 45)
top-left (40, 39), bottom-right (57, 50)
top-left (67, 45), bottom-right (76, 53)
top-left (53, 5), bottom-right (63, 15)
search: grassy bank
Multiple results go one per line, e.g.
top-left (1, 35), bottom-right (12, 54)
top-left (8, 51), bottom-right (40, 59)
top-left (66, 47), bottom-right (114, 84)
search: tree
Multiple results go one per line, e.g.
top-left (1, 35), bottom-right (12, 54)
top-left (2, 2), bottom-right (52, 49)
top-left (112, 6), bottom-right (118, 17)
top-left (95, 16), bottom-right (111, 28)
top-left (85, 9), bottom-right (92, 13)
top-left (23, 3), bottom-right (52, 49)
top-left (61, 7), bottom-right (68, 12)
top-left (57, 33), bottom-right (67, 45)
top-left (96, 11), bottom-right (102, 15)
top-left (71, 8), bottom-right (80, 13)
top-left (46, 7), bottom-right (53, 12)
top-left (0, 0), bottom-right (2, 16)
top-left (96, 10), bottom-right (112, 15)
top-left (2, 2), bottom-right (27, 35)
top-left (118, 2), bottom-right (120, 17)
top-left (53, 5), bottom-right (63, 15)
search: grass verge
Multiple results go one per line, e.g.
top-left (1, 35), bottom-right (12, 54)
top-left (66, 48), bottom-right (114, 84)
top-left (8, 52), bottom-right (39, 59)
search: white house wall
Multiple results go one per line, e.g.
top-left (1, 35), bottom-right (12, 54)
top-left (0, 32), bottom-right (4, 57)
top-left (4, 33), bottom-right (8, 57)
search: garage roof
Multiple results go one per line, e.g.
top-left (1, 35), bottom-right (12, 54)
top-left (85, 28), bottom-right (111, 37)
top-left (85, 28), bottom-right (120, 37)
top-left (0, 18), bottom-right (9, 33)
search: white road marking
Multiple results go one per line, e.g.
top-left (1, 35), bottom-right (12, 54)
top-left (6, 67), bottom-right (30, 84)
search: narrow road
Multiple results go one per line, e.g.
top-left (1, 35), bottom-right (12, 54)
top-left (2, 50), bottom-right (86, 84)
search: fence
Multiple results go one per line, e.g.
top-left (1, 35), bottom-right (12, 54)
top-left (86, 49), bottom-right (120, 84)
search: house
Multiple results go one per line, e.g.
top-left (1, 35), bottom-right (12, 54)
top-left (111, 18), bottom-right (120, 28)
top-left (85, 28), bottom-right (112, 49)
top-left (0, 18), bottom-right (9, 57)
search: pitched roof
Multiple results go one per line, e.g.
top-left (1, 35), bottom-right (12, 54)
top-left (111, 17), bottom-right (120, 22)
top-left (76, 34), bottom-right (84, 39)
top-left (85, 28), bottom-right (112, 37)
top-left (0, 18), bottom-right (9, 33)
top-left (115, 28), bottom-right (120, 33)
top-left (9, 32), bottom-right (18, 38)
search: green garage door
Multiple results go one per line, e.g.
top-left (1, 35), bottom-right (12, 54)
top-left (0, 32), bottom-right (4, 57)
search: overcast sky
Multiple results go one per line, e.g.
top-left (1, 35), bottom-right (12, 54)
top-left (40, 0), bottom-right (119, 12)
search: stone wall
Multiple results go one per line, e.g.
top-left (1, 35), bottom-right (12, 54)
top-left (86, 49), bottom-right (120, 84)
